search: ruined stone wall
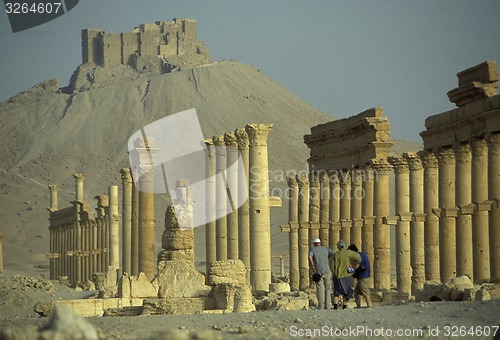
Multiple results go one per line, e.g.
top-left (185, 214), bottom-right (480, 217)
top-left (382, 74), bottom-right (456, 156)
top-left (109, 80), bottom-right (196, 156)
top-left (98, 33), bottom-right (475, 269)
top-left (81, 18), bottom-right (209, 72)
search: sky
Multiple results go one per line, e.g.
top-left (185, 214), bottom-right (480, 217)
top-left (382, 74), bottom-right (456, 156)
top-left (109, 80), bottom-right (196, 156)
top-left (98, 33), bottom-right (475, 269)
top-left (1, 1), bottom-right (500, 142)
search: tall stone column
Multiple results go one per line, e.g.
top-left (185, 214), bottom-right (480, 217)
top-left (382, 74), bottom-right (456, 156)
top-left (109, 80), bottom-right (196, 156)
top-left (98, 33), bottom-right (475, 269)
top-left (422, 152), bottom-right (440, 281)
top-left (351, 169), bottom-right (363, 248)
top-left (389, 156), bottom-right (411, 295)
top-left (131, 182), bottom-right (139, 275)
top-left (339, 170), bottom-right (351, 244)
top-left (287, 175), bottom-right (300, 291)
top-left (329, 172), bottom-right (341, 250)
top-left (109, 185), bottom-right (120, 270)
top-left (437, 148), bottom-right (457, 282)
top-left (246, 123), bottom-right (273, 292)
top-left (235, 129), bottom-right (250, 280)
top-left (213, 135), bottom-right (228, 261)
top-left (372, 160), bottom-right (392, 290)
top-left (405, 153), bottom-right (425, 293)
top-left (120, 168), bottom-right (133, 275)
top-left (454, 144), bottom-right (473, 279)
top-left (309, 174), bottom-right (320, 240)
top-left (471, 138), bottom-right (490, 282)
top-left (297, 173), bottom-right (310, 290)
top-left (225, 132), bottom-right (239, 260)
top-left (488, 133), bottom-right (500, 282)
top-left (129, 137), bottom-right (158, 281)
top-left (204, 140), bottom-right (217, 280)
top-left (319, 172), bottom-right (330, 246)
top-left (361, 166), bottom-right (374, 288)
top-left (73, 173), bottom-right (85, 284)
top-left (48, 184), bottom-right (58, 211)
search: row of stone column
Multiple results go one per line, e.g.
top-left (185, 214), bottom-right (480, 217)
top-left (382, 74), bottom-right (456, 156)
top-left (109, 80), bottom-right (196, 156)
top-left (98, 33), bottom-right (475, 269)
top-left (422, 134), bottom-right (500, 284)
top-left (47, 174), bottom-right (119, 284)
top-left (204, 124), bottom-right (274, 292)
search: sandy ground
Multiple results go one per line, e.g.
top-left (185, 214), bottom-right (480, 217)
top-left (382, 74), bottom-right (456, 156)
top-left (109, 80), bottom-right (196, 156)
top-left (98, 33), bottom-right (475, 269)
top-left (0, 270), bottom-right (499, 340)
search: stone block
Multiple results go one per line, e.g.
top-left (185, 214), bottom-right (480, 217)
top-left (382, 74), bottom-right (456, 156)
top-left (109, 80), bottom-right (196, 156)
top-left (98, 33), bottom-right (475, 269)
top-left (441, 275), bottom-right (474, 301)
top-left (213, 283), bottom-right (237, 310)
top-left (157, 260), bottom-right (211, 298)
top-left (118, 273), bottom-right (131, 298)
top-left (130, 272), bottom-right (158, 298)
top-left (233, 285), bottom-right (255, 313)
top-left (141, 297), bottom-right (209, 315)
top-left (457, 60), bottom-right (498, 87)
top-left (208, 260), bottom-right (247, 286)
top-left (269, 282), bottom-right (290, 294)
top-left (475, 288), bottom-right (491, 301)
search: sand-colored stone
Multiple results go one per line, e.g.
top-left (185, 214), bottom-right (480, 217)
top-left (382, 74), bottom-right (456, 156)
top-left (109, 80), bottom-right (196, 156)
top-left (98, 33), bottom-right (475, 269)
top-left (120, 168), bottom-right (133, 275)
top-left (131, 181), bottom-right (139, 275)
top-left (329, 172), bottom-right (341, 250)
top-left (296, 174), bottom-right (310, 291)
top-left (213, 135), bottom-right (228, 261)
top-left (142, 297), bottom-right (213, 315)
top-left (158, 204), bottom-right (195, 264)
top-left (246, 123), bottom-right (273, 292)
top-left (488, 133), bottom-right (500, 282)
top-left (350, 169), bottom-right (363, 248)
top-left (453, 144), bottom-right (473, 280)
top-left (319, 172), bottom-right (330, 246)
top-left (471, 138), bottom-right (490, 283)
top-left (286, 176), bottom-right (299, 291)
top-left (204, 139), bottom-right (217, 281)
top-left (108, 185), bottom-right (120, 270)
top-left (0, 230), bottom-right (3, 273)
top-left (157, 260), bottom-right (211, 298)
top-left (130, 272), bottom-right (158, 298)
top-left (207, 260), bottom-right (247, 286)
top-left (224, 132), bottom-right (239, 260)
top-left (339, 170), bottom-right (351, 244)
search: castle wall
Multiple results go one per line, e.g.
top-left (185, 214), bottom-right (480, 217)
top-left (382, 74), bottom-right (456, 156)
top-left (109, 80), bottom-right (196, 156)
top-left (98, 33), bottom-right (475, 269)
top-left (82, 29), bottom-right (103, 65)
top-left (102, 33), bottom-right (122, 68)
top-left (121, 32), bottom-right (140, 68)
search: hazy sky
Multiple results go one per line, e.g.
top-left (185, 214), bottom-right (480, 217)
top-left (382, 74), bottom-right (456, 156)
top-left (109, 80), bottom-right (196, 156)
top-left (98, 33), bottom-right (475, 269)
top-left (1, 1), bottom-right (499, 141)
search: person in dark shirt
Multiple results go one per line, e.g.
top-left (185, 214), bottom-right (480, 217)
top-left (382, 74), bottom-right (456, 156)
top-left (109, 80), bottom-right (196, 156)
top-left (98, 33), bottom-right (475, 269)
top-left (348, 244), bottom-right (372, 308)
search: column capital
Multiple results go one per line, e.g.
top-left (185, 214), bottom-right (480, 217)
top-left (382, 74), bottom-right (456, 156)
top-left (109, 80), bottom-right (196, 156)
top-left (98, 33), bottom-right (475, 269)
top-left (351, 169), bottom-right (364, 183)
top-left (421, 152), bottom-right (438, 169)
top-left (329, 171), bottom-right (340, 185)
top-left (296, 173), bottom-right (309, 188)
top-left (224, 131), bottom-right (238, 149)
top-left (436, 148), bottom-right (456, 164)
top-left (453, 143), bottom-right (472, 165)
top-left (388, 156), bottom-right (409, 174)
top-left (120, 168), bottom-right (133, 184)
top-left (339, 170), bottom-right (352, 184)
top-left (487, 132), bottom-right (500, 147)
top-left (370, 159), bottom-right (392, 175)
top-left (245, 123), bottom-right (273, 146)
top-left (73, 173), bottom-right (85, 181)
top-left (48, 184), bottom-right (58, 191)
top-left (212, 135), bottom-right (226, 156)
top-left (319, 171), bottom-right (330, 185)
top-left (287, 175), bottom-right (298, 189)
top-left (309, 173), bottom-right (320, 187)
top-left (403, 152), bottom-right (423, 171)
top-left (234, 128), bottom-right (249, 150)
top-left (203, 138), bottom-right (214, 148)
top-left (471, 137), bottom-right (488, 154)
top-left (137, 164), bottom-right (156, 182)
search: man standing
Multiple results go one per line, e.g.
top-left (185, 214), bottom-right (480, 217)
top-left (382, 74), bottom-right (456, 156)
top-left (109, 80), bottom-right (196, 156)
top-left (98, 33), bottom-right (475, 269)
top-left (308, 238), bottom-right (335, 309)
top-left (348, 244), bottom-right (372, 308)
top-left (330, 240), bottom-right (361, 309)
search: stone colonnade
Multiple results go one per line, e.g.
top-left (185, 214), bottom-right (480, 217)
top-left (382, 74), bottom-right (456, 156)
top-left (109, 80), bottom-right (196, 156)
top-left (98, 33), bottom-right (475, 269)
top-left (204, 124), bottom-right (281, 292)
top-left (284, 60), bottom-right (500, 295)
top-left (47, 137), bottom-right (158, 284)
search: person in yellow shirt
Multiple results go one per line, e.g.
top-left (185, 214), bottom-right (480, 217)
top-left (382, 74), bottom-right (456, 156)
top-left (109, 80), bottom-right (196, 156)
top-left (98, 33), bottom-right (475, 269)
top-left (329, 240), bottom-right (361, 309)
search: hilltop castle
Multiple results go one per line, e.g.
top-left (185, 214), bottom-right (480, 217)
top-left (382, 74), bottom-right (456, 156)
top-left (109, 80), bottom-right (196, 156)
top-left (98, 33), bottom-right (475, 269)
top-left (81, 18), bottom-right (211, 73)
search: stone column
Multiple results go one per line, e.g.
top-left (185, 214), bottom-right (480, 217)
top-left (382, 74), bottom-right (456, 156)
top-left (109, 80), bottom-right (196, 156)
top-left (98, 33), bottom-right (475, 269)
top-left (389, 156), bottom-right (411, 295)
top-left (131, 182), bottom-right (139, 275)
top-left (339, 170), bottom-right (351, 244)
top-left (405, 152), bottom-right (425, 293)
top-left (120, 168), bottom-right (133, 275)
top-left (437, 148), bottom-right (457, 282)
top-left (235, 129), bottom-right (250, 280)
top-left (204, 140), bottom-right (217, 280)
top-left (319, 172), bottom-right (330, 246)
top-left (73, 173), bottom-right (84, 284)
top-left (351, 169), bottom-right (363, 248)
top-left (225, 132), bottom-right (239, 260)
top-left (422, 152), bottom-right (440, 281)
top-left (454, 144), bottom-right (473, 279)
top-left (361, 166), bottom-right (375, 288)
top-left (213, 135), bottom-right (228, 261)
top-left (309, 174), bottom-right (320, 240)
top-left (246, 123), bottom-right (273, 292)
top-left (371, 160), bottom-right (392, 290)
top-left (108, 185), bottom-right (120, 270)
top-left (471, 138), bottom-right (490, 282)
top-left (297, 173), bottom-right (310, 290)
top-left (129, 137), bottom-right (158, 281)
top-left (48, 184), bottom-right (58, 211)
top-left (488, 133), bottom-right (500, 282)
top-left (287, 175), bottom-right (300, 291)
top-left (329, 172), bottom-right (341, 250)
